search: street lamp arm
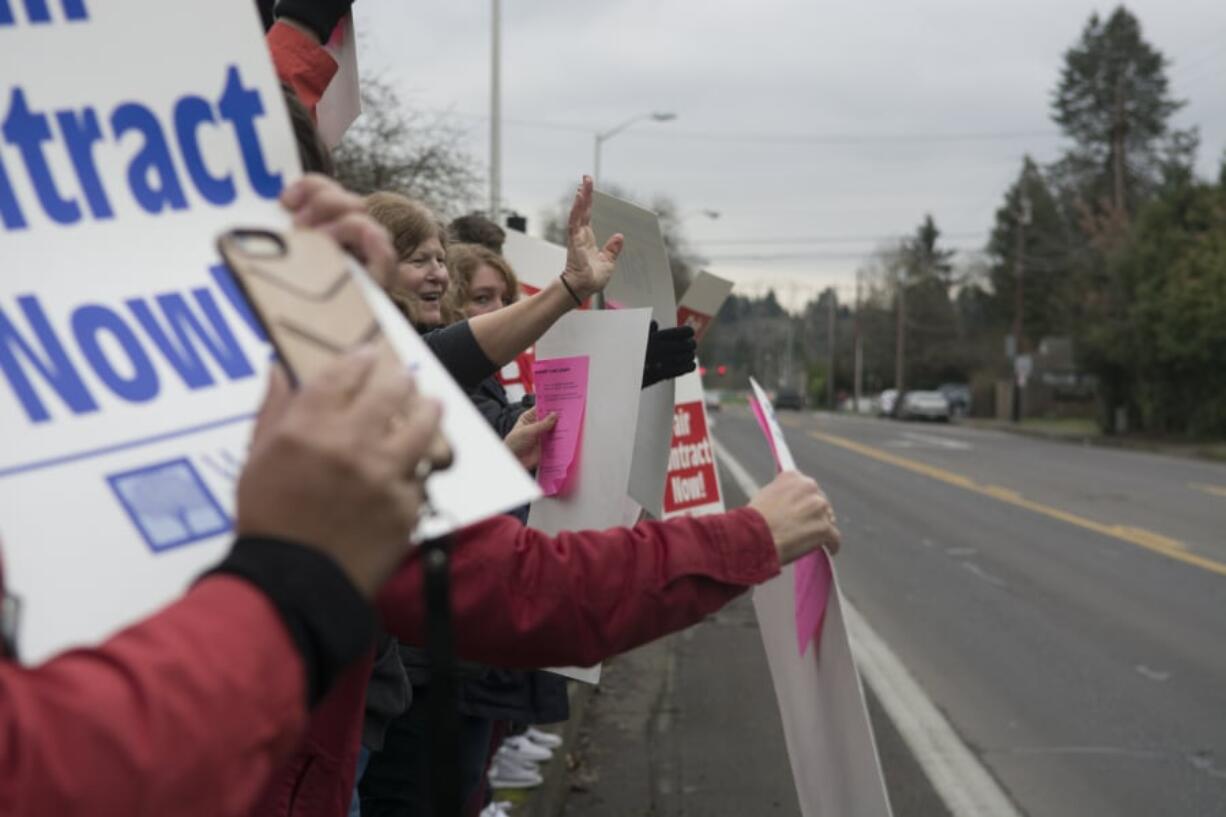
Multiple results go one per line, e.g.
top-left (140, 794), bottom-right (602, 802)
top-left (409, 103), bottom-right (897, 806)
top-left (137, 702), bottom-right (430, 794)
top-left (596, 113), bottom-right (652, 144)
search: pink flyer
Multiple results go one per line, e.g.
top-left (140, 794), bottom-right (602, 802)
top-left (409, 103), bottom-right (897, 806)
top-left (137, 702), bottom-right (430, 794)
top-left (531, 356), bottom-right (590, 497)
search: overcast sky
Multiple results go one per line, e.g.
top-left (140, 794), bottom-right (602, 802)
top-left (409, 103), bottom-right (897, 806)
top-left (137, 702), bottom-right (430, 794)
top-left (357, 0), bottom-right (1226, 310)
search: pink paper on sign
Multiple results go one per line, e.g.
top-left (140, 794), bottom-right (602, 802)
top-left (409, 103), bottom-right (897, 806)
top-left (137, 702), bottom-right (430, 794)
top-left (747, 385), bottom-right (833, 657)
top-left (532, 356), bottom-right (590, 496)
top-left (793, 551), bottom-right (832, 656)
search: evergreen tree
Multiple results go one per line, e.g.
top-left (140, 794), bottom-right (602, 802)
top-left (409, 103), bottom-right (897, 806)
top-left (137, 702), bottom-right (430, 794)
top-left (1050, 6), bottom-right (1190, 224)
top-left (986, 156), bottom-right (1073, 343)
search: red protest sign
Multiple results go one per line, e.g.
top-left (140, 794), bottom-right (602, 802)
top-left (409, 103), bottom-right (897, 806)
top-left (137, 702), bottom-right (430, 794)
top-left (663, 400), bottom-right (722, 515)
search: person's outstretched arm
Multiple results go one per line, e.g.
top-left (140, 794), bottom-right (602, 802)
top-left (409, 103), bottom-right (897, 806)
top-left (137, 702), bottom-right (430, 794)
top-left (377, 472), bottom-right (841, 668)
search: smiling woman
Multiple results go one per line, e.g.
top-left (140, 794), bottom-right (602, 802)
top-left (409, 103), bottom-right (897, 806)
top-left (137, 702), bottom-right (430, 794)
top-left (364, 191), bottom-right (450, 328)
top-left (444, 243), bottom-right (520, 319)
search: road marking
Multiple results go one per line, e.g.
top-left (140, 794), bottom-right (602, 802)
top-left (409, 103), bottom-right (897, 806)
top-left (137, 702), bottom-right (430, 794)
top-left (711, 436), bottom-right (1023, 817)
top-left (810, 430), bottom-right (1226, 579)
top-left (902, 431), bottom-right (972, 451)
top-left (1134, 664), bottom-right (1171, 683)
top-left (961, 561), bottom-right (1007, 588)
top-left (1190, 482), bottom-right (1226, 499)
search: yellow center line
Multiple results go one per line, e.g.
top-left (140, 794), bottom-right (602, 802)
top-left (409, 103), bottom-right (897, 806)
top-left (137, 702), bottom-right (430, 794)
top-left (809, 430), bottom-right (1226, 578)
top-left (1190, 482), bottom-right (1226, 499)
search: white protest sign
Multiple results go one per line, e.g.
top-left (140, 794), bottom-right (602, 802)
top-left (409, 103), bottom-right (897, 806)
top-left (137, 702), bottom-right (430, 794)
top-left (661, 368), bottom-right (724, 519)
top-left (676, 270), bottom-right (733, 342)
top-left (315, 12), bottom-right (361, 148)
top-left (497, 230), bottom-right (570, 401)
top-left (527, 308), bottom-right (652, 685)
top-left (745, 382), bottom-right (892, 816)
top-left (502, 229), bottom-right (566, 294)
top-left (0, 0), bottom-right (535, 662)
top-left (754, 566), bottom-right (893, 817)
top-left (749, 378), bottom-right (798, 471)
top-left (591, 192), bottom-right (676, 518)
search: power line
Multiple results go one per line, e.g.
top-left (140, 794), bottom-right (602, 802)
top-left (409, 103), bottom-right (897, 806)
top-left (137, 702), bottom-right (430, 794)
top-left (695, 231), bottom-right (988, 246)
top-left (436, 109), bottom-right (1060, 145)
top-left (705, 246), bottom-right (985, 262)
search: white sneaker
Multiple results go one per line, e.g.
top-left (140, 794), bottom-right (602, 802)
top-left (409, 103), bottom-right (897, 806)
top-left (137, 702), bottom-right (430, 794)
top-left (525, 726), bottom-right (563, 750)
top-left (493, 746), bottom-right (541, 775)
top-left (502, 734), bottom-right (553, 762)
top-left (479, 802), bottom-right (513, 817)
top-left (488, 752), bottom-right (543, 789)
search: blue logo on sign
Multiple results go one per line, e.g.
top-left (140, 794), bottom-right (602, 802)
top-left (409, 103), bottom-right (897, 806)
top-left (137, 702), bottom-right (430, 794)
top-left (106, 457), bottom-right (229, 553)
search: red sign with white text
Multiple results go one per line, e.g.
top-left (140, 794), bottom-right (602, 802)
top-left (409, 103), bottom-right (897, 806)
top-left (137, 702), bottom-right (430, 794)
top-left (662, 401), bottom-right (722, 514)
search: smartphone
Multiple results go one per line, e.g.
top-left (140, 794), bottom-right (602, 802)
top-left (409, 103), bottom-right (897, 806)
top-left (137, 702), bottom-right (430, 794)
top-left (217, 227), bottom-right (452, 469)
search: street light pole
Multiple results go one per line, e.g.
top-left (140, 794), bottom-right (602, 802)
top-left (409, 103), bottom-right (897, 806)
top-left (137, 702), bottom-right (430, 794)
top-left (592, 111), bottom-right (676, 186)
top-left (489, 0), bottom-right (502, 224)
top-left (853, 269), bottom-right (863, 413)
top-left (1011, 191), bottom-right (1032, 423)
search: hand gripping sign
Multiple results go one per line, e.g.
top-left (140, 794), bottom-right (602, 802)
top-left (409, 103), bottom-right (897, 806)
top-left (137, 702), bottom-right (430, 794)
top-left (747, 379), bottom-right (893, 817)
top-left (0, 0), bottom-right (536, 662)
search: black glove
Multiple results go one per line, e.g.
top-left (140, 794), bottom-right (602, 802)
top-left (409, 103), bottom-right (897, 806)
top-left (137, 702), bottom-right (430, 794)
top-left (275, 0), bottom-right (354, 43)
top-left (642, 320), bottom-right (697, 389)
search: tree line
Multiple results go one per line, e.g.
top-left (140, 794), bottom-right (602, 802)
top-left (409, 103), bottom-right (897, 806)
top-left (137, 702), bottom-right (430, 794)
top-left (702, 5), bottom-right (1225, 437)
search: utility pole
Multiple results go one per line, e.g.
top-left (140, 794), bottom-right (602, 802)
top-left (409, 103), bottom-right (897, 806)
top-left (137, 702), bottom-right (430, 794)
top-left (1112, 75), bottom-right (1126, 215)
top-left (782, 319), bottom-right (794, 391)
top-left (1011, 191), bottom-right (1032, 423)
top-left (893, 262), bottom-right (906, 410)
top-left (826, 288), bottom-right (837, 410)
top-left (489, 0), bottom-right (502, 224)
top-left (853, 271), bottom-right (863, 413)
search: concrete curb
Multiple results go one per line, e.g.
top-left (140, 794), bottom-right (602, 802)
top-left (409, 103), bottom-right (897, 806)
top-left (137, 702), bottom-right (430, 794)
top-left (516, 680), bottom-right (598, 817)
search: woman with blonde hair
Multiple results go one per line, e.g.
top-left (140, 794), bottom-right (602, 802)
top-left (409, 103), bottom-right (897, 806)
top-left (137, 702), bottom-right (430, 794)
top-left (443, 243), bottom-right (520, 320)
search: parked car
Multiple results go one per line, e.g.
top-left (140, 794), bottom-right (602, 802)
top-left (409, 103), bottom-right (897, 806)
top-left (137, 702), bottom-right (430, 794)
top-left (704, 389), bottom-right (722, 413)
top-left (900, 390), bottom-right (951, 421)
top-left (937, 383), bottom-right (972, 418)
top-left (774, 387), bottom-right (805, 410)
top-left (877, 389), bottom-right (898, 417)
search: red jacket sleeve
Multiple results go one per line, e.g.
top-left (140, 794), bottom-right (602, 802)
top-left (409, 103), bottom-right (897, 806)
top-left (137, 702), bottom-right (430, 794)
top-left (376, 507), bottom-right (780, 668)
top-left (266, 21), bottom-right (337, 114)
top-left (0, 576), bottom-right (306, 817)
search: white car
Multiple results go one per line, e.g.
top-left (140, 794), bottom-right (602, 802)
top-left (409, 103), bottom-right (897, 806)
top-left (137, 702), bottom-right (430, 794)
top-left (877, 389), bottom-right (898, 417)
top-left (900, 390), bottom-right (951, 421)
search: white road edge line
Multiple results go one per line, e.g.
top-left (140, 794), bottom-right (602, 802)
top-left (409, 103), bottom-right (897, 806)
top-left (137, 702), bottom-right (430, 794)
top-left (712, 435), bottom-right (1022, 817)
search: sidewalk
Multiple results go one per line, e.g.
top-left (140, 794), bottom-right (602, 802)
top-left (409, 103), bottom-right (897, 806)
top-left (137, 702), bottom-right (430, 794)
top-left (962, 417), bottom-right (1226, 463)
top-left (490, 680), bottom-right (598, 817)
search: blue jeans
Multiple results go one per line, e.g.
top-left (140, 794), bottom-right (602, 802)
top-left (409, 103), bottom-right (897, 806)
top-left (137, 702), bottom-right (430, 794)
top-left (348, 746), bottom-right (372, 817)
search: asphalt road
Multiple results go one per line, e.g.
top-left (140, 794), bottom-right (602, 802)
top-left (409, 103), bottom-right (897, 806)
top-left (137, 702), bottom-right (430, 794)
top-left (713, 408), bottom-right (1226, 817)
top-left (561, 408), bottom-right (1226, 817)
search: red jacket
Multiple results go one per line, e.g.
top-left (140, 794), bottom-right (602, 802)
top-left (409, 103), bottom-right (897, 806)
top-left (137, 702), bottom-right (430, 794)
top-left (0, 576), bottom-right (307, 817)
top-left (254, 509), bottom-right (779, 817)
top-left (0, 508), bottom-right (777, 817)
